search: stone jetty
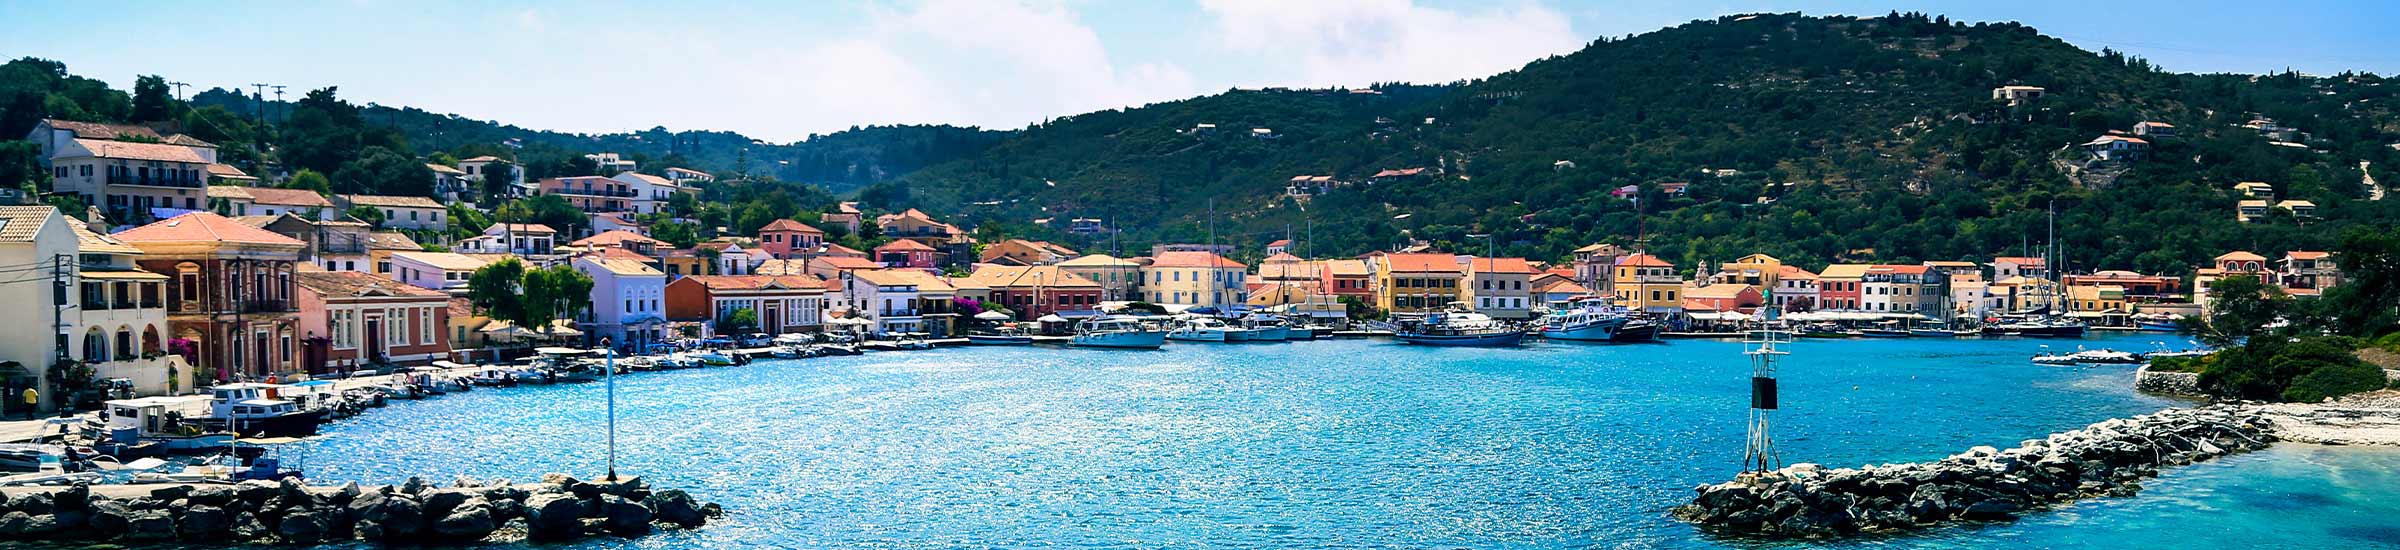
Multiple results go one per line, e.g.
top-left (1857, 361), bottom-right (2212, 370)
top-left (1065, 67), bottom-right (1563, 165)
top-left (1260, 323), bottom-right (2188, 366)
top-left (1673, 404), bottom-right (2275, 537)
top-left (0, 473), bottom-right (721, 545)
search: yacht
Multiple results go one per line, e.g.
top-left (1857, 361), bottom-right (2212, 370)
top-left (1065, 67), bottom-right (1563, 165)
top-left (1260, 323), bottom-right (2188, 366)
top-left (966, 325), bottom-right (1036, 345)
top-left (1240, 315), bottom-right (1290, 341)
top-left (1393, 311), bottom-right (1526, 347)
top-left (1166, 317), bottom-right (1237, 342)
top-left (1071, 316), bottom-right (1169, 349)
top-left (93, 396), bottom-right (232, 454)
top-left (1540, 298), bottom-right (1632, 341)
top-left (2069, 348), bottom-right (2142, 364)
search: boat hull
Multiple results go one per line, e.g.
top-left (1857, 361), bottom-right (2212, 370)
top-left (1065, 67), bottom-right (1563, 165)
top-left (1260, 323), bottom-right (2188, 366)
top-left (1395, 331), bottom-right (1525, 347)
top-left (1073, 331), bottom-right (1168, 349)
top-left (1545, 319), bottom-right (1622, 341)
top-left (1611, 322), bottom-right (1661, 342)
top-left (966, 335), bottom-right (1036, 345)
top-left (210, 410), bottom-right (330, 438)
top-left (1165, 330), bottom-right (1227, 342)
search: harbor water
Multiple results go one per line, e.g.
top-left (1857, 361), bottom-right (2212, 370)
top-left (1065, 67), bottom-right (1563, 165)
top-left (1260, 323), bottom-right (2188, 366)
top-left (252, 334), bottom-right (2400, 548)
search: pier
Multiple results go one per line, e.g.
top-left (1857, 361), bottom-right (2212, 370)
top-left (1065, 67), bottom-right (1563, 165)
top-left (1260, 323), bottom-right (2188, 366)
top-left (1674, 404), bottom-right (2277, 536)
top-left (0, 474), bottom-right (720, 544)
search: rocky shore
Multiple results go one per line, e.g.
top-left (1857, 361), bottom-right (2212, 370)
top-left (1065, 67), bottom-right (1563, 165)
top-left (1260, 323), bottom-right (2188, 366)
top-left (1672, 404), bottom-right (2275, 537)
top-left (0, 473), bottom-right (720, 545)
top-left (2131, 365), bottom-right (2205, 396)
top-left (2258, 390), bottom-right (2400, 446)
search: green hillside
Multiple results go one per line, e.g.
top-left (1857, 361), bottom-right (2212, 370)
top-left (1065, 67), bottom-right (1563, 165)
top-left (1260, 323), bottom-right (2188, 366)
top-left (877, 12), bottom-right (2400, 273)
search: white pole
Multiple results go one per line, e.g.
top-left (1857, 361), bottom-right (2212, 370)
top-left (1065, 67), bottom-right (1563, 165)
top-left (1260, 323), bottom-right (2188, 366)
top-left (603, 338), bottom-right (618, 481)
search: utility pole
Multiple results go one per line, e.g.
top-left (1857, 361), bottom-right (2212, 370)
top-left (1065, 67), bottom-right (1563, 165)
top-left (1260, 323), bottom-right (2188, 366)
top-left (270, 85), bottom-right (287, 127)
top-left (248, 84), bottom-right (269, 123)
top-left (169, 81), bottom-right (189, 102)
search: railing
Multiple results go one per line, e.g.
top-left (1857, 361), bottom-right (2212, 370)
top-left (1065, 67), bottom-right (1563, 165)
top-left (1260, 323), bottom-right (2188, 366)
top-left (880, 309), bottom-right (920, 317)
top-left (106, 174), bottom-right (203, 188)
top-left (557, 188), bottom-right (638, 198)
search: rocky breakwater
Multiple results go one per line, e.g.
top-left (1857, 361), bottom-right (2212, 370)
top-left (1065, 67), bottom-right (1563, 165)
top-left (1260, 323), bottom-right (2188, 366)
top-left (1673, 404), bottom-right (2275, 537)
top-left (0, 473), bottom-right (722, 545)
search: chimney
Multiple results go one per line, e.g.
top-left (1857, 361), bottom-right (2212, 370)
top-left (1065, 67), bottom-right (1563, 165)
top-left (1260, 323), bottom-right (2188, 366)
top-left (84, 205), bottom-right (110, 234)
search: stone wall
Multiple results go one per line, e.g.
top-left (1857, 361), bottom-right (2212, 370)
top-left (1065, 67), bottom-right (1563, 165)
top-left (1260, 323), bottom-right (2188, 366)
top-left (0, 473), bottom-right (719, 545)
top-left (1673, 405), bottom-right (2274, 537)
top-left (2133, 365), bottom-right (2204, 396)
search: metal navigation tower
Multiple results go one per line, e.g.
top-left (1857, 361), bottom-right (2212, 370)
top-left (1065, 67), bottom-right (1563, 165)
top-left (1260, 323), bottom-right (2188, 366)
top-left (1740, 294), bottom-right (1789, 475)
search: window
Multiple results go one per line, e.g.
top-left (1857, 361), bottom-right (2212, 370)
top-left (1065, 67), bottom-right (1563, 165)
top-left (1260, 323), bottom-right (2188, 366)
top-left (83, 328), bottom-right (107, 361)
top-left (115, 326), bottom-right (134, 360)
top-left (419, 308), bottom-right (434, 345)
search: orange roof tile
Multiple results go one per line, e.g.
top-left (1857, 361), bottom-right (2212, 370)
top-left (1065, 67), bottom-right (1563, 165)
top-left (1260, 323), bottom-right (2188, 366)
top-left (1150, 250), bottom-right (1247, 269)
top-left (1468, 257), bottom-right (1535, 274)
top-left (1381, 253), bottom-right (1459, 273)
top-left (113, 212), bottom-right (307, 246)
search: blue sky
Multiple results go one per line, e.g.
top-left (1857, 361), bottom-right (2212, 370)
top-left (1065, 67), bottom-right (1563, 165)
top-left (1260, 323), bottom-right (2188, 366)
top-left (2, 1), bottom-right (2395, 142)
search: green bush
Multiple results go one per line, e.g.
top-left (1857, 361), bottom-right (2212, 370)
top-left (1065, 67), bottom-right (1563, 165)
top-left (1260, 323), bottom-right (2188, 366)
top-left (2283, 362), bottom-right (2388, 403)
top-left (2373, 332), bottom-right (2400, 354)
top-left (2147, 355), bottom-right (2208, 373)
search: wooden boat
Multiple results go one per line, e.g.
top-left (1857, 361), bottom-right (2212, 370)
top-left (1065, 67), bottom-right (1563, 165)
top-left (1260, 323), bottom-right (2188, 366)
top-left (1394, 312), bottom-right (1525, 347)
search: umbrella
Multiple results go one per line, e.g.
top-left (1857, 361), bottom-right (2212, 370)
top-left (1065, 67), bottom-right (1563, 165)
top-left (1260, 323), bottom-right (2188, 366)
top-left (973, 311), bottom-right (1012, 321)
top-left (1036, 314), bottom-right (1068, 323)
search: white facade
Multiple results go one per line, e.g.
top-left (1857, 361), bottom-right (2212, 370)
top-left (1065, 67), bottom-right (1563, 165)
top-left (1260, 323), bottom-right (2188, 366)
top-left (386, 252), bottom-right (487, 292)
top-left (0, 207), bottom-right (184, 412)
top-left (573, 257), bottom-right (668, 349)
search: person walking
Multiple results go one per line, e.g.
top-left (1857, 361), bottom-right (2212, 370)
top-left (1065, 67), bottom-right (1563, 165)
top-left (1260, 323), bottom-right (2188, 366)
top-left (19, 387), bottom-right (36, 420)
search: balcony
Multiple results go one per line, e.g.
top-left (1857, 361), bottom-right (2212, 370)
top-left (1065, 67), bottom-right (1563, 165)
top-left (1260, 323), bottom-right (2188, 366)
top-left (106, 174), bottom-right (204, 189)
top-left (557, 188), bottom-right (638, 198)
top-left (241, 300), bottom-right (291, 313)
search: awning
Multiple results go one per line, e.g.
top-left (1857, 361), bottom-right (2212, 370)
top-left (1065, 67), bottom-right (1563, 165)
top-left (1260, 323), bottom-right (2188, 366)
top-left (973, 311), bottom-right (1012, 321)
top-left (78, 270), bottom-right (169, 280)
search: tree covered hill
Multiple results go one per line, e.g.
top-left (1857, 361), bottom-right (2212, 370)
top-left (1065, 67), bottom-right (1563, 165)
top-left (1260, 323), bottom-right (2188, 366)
top-left (876, 12), bottom-right (2400, 274)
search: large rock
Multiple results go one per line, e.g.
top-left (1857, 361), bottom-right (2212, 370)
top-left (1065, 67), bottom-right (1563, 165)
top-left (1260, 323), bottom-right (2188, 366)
top-left (601, 495), bottom-right (654, 536)
top-left (185, 485), bottom-right (234, 507)
top-left (53, 483), bottom-right (90, 512)
top-left (277, 509), bottom-right (332, 544)
top-left (87, 499), bottom-right (135, 535)
top-left (422, 488), bottom-right (476, 519)
top-left (124, 510), bottom-right (175, 541)
top-left (524, 493), bottom-right (589, 541)
top-left (0, 511), bottom-right (36, 538)
top-left (364, 494), bottom-right (426, 541)
top-left (231, 480), bottom-right (278, 506)
top-left (432, 499), bottom-right (499, 542)
top-left (649, 489), bottom-right (707, 528)
top-left (229, 511), bottom-right (267, 542)
top-left (178, 504), bottom-right (231, 540)
top-left (149, 485), bottom-right (194, 502)
top-left (12, 493), bottom-right (52, 516)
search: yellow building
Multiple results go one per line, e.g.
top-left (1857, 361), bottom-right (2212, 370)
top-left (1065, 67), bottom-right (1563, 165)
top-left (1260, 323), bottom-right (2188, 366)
top-left (1140, 251), bottom-right (1247, 307)
top-left (1713, 253), bottom-right (1783, 288)
top-left (1612, 253), bottom-right (1683, 313)
top-left (1374, 253), bottom-right (1463, 314)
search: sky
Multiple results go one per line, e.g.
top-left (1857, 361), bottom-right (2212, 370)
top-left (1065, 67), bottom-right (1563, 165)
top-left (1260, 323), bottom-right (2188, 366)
top-left (3, 0), bottom-right (2397, 143)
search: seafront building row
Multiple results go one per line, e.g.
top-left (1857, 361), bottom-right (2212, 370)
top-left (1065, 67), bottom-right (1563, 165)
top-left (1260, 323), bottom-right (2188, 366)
top-left (0, 117), bottom-right (2349, 417)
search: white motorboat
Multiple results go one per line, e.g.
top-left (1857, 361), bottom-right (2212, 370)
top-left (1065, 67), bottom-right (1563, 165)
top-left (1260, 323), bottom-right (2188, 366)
top-left (690, 351), bottom-right (738, 366)
top-left (94, 396), bottom-right (233, 454)
top-left (1071, 316), bottom-right (1168, 349)
top-left (2069, 348), bottom-right (2142, 364)
top-left (200, 383), bottom-right (330, 437)
top-left (1166, 317), bottom-right (1237, 342)
top-left (1240, 315), bottom-right (1290, 341)
top-left (1541, 298), bottom-right (1633, 341)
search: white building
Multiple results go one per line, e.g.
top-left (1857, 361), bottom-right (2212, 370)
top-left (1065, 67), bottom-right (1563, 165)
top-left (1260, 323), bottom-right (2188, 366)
top-left (572, 256), bottom-right (668, 351)
top-left (0, 206), bottom-right (185, 412)
top-left (386, 251), bottom-right (491, 293)
top-left (585, 152), bottom-right (637, 173)
top-left (335, 195), bottom-right (448, 231)
top-left (32, 120), bottom-right (217, 226)
top-left (457, 224), bottom-right (557, 255)
top-left (609, 171), bottom-right (697, 215)
top-left (841, 269), bottom-right (953, 335)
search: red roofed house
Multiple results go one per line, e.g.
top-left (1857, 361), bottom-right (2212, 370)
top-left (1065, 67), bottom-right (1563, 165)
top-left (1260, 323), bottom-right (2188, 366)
top-left (207, 186), bottom-right (337, 220)
top-left (570, 229), bottom-right (667, 256)
top-left (664, 275), bottom-right (828, 337)
top-left (977, 239), bottom-right (1077, 266)
top-left (1265, 239), bottom-right (1291, 255)
top-left (1612, 254), bottom-right (1683, 314)
top-left (2083, 135), bottom-right (2150, 161)
top-left (963, 265), bottom-right (1105, 322)
top-left (294, 271), bottom-right (451, 374)
top-left (1143, 251), bottom-right (1249, 308)
top-left (116, 212), bottom-right (309, 381)
top-left (1373, 252), bottom-right (1463, 314)
top-left (874, 238), bottom-right (939, 269)
top-left (757, 219), bottom-right (825, 259)
top-left (1682, 283), bottom-right (1764, 314)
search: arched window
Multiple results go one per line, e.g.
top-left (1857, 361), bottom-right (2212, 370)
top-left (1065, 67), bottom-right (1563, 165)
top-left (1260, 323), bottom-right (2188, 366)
top-left (83, 328), bottom-right (107, 361)
top-left (142, 325), bottom-right (162, 355)
top-left (116, 326), bottom-right (135, 360)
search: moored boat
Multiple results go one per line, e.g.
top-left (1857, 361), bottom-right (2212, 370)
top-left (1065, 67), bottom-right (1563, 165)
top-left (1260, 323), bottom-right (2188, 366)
top-left (1166, 317), bottom-right (1235, 342)
top-left (1394, 311), bottom-right (1526, 347)
top-left (199, 383), bottom-right (331, 438)
top-left (1540, 298), bottom-right (1631, 342)
top-left (1071, 316), bottom-right (1169, 349)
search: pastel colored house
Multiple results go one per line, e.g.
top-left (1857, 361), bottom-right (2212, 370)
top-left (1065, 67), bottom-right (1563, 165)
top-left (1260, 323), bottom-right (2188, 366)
top-left (1611, 254), bottom-right (1682, 314)
top-left (116, 211), bottom-right (309, 382)
top-left (757, 219), bottom-right (826, 259)
top-left (873, 238), bottom-right (939, 269)
top-left (294, 271), bottom-right (452, 373)
top-left (1144, 251), bottom-right (1249, 308)
top-left (573, 256), bottom-right (669, 351)
top-left (1373, 253), bottom-right (1463, 314)
top-left (665, 275), bottom-right (829, 337)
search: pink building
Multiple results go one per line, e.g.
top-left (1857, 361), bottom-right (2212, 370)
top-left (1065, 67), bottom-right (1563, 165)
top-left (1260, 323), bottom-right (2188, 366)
top-left (873, 239), bottom-right (938, 268)
top-left (758, 219), bottom-right (825, 258)
top-left (536, 176), bottom-right (634, 213)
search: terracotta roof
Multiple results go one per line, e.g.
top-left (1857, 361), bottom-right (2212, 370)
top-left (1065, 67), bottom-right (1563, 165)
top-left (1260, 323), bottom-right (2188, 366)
top-left (1150, 250), bottom-right (1247, 269)
top-left (1990, 257), bottom-right (2046, 265)
top-left (822, 243), bottom-right (864, 256)
top-left (426, 163), bottom-right (466, 175)
top-left (206, 163), bottom-right (254, 179)
top-left (1534, 278), bottom-right (1591, 295)
top-left (448, 297), bottom-right (478, 317)
top-left (44, 119), bottom-right (162, 141)
top-left (1869, 264), bottom-right (1930, 275)
top-left (1324, 259), bottom-right (1370, 276)
top-left (1613, 253), bottom-right (1673, 268)
top-left (1379, 253), bottom-right (1458, 273)
top-left (1573, 243), bottom-right (1626, 254)
top-left (1268, 239), bottom-right (1292, 247)
top-left (1816, 264), bottom-right (1873, 279)
top-left (390, 251), bottom-right (492, 271)
top-left (1056, 254), bottom-right (1139, 267)
top-left (1371, 167), bottom-right (1427, 178)
top-left (759, 219), bottom-right (823, 234)
top-left (814, 256), bottom-right (883, 270)
top-left (963, 265), bottom-right (1100, 289)
top-left (1258, 260), bottom-right (1320, 280)
top-left (1468, 257), bottom-right (1536, 274)
top-left (113, 212), bottom-right (307, 246)
top-left (852, 268), bottom-right (956, 292)
top-left (460, 156), bottom-right (502, 163)
top-left (679, 274), bottom-right (827, 292)
top-left (74, 138), bottom-right (207, 163)
top-left (615, 171), bottom-right (673, 186)
top-left (0, 206), bottom-right (58, 242)
top-left (296, 271), bottom-right (447, 299)
top-left (588, 247), bottom-right (657, 263)
top-left (1776, 265), bottom-right (1818, 279)
top-left (571, 230), bottom-right (667, 248)
top-left (209, 186), bottom-right (334, 208)
top-left (2216, 251), bottom-right (2267, 262)
top-left (488, 223), bottom-right (557, 235)
top-left (2285, 251), bottom-right (2331, 260)
top-left (340, 194), bottom-right (444, 209)
top-left (1262, 252), bottom-right (1303, 263)
top-left (874, 239), bottom-right (936, 252)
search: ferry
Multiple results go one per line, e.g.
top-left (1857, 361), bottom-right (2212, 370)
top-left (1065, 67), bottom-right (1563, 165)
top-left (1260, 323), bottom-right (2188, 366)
top-left (1540, 298), bottom-right (1633, 341)
top-left (1166, 317), bottom-right (1238, 342)
top-left (1071, 316), bottom-right (1169, 349)
top-left (1394, 311), bottom-right (1526, 347)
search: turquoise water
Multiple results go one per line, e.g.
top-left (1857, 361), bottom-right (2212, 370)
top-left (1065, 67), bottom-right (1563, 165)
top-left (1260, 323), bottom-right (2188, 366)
top-left (266, 334), bottom-right (2400, 548)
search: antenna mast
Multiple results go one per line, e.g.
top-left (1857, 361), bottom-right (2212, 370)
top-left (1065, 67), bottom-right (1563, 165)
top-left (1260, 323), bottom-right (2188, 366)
top-left (1740, 301), bottom-right (1789, 476)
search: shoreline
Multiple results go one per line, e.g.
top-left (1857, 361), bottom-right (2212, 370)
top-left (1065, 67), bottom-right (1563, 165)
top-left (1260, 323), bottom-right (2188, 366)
top-left (2258, 390), bottom-right (2400, 447)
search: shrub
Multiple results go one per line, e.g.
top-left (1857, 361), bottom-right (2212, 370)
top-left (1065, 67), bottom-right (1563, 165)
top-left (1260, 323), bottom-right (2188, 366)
top-left (2147, 355), bottom-right (2207, 373)
top-left (2283, 362), bottom-right (2388, 403)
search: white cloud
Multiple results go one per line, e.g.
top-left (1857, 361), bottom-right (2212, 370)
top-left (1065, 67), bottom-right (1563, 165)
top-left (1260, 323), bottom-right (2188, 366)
top-left (1197, 0), bottom-right (1583, 87)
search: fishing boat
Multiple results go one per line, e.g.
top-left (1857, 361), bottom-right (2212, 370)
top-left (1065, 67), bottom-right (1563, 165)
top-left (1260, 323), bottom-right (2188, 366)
top-left (689, 351), bottom-right (739, 366)
top-left (1393, 311), bottom-right (1526, 347)
top-left (1166, 317), bottom-right (1237, 342)
top-left (1798, 322), bottom-right (1852, 338)
top-left (1611, 318), bottom-right (1663, 342)
top-left (1540, 298), bottom-right (1633, 341)
top-left (92, 397), bottom-right (233, 454)
top-left (1071, 316), bottom-right (1169, 349)
top-left (0, 444), bottom-right (61, 473)
top-left (462, 364), bottom-right (521, 387)
top-left (2133, 313), bottom-right (2184, 332)
top-left (199, 383), bottom-right (331, 438)
top-left (1241, 314), bottom-right (1291, 341)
